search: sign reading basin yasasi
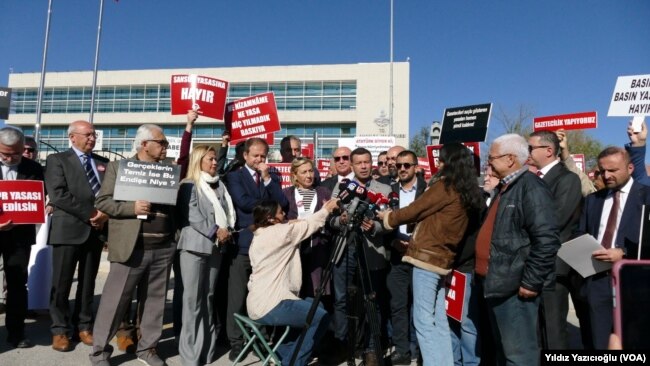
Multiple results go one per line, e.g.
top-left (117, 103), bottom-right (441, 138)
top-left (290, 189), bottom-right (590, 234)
top-left (113, 160), bottom-right (181, 205)
top-left (439, 103), bottom-right (492, 144)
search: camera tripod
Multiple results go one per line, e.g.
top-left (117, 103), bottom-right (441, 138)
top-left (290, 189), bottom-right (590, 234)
top-left (289, 204), bottom-right (384, 366)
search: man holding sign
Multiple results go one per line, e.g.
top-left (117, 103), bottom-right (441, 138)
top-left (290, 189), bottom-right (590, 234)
top-left (0, 127), bottom-right (44, 348)
top-left (91, 124), bottom-right (176, 366)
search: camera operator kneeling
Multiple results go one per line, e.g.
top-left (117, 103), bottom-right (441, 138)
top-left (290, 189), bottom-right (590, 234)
top-left (246, 198), bottom-right (339, 366)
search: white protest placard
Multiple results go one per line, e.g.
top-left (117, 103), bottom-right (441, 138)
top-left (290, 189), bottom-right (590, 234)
top-left (164, 136), bottom-right (183, 159)
top-left (113, 160), bottom-right (181, 205)
top-left (354, 136), bottom-right (396, 163)
top-left (609, 74), bottom-right (650, 116)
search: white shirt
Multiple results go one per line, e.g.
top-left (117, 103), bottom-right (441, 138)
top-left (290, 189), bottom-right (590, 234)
top-left (245, 165), bottom-right (270, 186)
top-left (537, 159), bottom-right (560, 178)
top-left (336, 172), bottom-right (355, 182)
top-left (1, 163), bottom-right (18, 180)
top-left (597, 177), bottom-right (634, 246)
top-left (399, 181), bottom-right (418, 235)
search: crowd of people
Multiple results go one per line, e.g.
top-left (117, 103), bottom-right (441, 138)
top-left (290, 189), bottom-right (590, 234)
top-left (0, 112), bottom-right (649, 366)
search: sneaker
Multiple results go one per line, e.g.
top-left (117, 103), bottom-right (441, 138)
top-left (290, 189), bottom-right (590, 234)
top-left (137, 349), bottom-right (167, 366)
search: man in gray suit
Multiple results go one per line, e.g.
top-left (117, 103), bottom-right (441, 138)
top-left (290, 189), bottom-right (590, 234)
top-left (45, 120), bottom-right (109, 351)
top-left (90, 124), bottom-right (175, 366)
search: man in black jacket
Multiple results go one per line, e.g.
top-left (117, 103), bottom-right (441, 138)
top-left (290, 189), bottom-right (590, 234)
top-left (0, 127), bottom-right (45, 348)
top-left (386, 150), bottom-right (426, 364)
top-left (475, 134), bottom-right (560, 366)
top-left (528, 130), bottom-right (588, 349)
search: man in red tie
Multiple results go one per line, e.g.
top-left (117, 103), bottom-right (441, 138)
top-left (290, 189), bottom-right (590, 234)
top-left (576, 146), bottom-right (648, 349)
top-left (527, 130), bottom-right (586, 350)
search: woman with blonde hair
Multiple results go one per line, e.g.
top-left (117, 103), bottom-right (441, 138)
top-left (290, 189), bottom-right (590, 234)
top-left (176, 145), bottom-right (236, 366)
top-left (282, 157), bottom-right (333, 298)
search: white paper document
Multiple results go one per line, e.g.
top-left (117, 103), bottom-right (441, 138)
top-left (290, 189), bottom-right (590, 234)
top-left (557, 234), bottom-right (612, 278)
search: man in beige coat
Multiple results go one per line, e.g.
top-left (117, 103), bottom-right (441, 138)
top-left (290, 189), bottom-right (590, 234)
top-left (90, 124), bottom-right (175, 366)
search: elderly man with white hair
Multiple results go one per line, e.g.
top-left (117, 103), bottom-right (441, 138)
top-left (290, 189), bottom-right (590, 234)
top-left (474, 134), bottom-right (560, 366)
top-left (90, 124), bottom-right (174, 366)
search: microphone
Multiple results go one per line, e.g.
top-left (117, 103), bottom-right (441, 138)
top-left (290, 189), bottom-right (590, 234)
top-left (388, 192), bottom-right (400, 210)
top-left (337, 179), bottom-right (367, 204)
top-left (366, 190), bottom-right (389, 211)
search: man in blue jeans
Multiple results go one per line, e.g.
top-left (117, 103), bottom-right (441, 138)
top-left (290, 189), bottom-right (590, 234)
top-left (475, 134), bottom-right (560, 366)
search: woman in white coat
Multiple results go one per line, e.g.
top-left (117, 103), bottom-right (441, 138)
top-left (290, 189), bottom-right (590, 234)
top-left (176, 145), bottom-right (236, 366)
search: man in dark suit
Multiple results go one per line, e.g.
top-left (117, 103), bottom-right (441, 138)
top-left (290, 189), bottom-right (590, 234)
top-left (576, 146), bottom-right (649, 349)
top-left (45, 120), bottom-right (109, 352)
top-left (528, 130), bottom-right (587, 349)
top-left (0, 127), bottom-right (44, 348)
top-left (386, 150), bottom-right (426, 364)
top-left (224, 137), bottom-right (288, 360)
top-left (321, 146), bottom-right (354, 192)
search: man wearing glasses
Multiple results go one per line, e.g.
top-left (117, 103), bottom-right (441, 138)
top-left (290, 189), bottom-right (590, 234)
top-left (475, 134), bottom-right (559, 365)
top-left (528, 130), bottom-right (585, 350)
top-left (378, 145), bottom-right (406, 185)
top-left (386, 150), bottom-right (426, 365)
top-left (377, 151), bottom-right (389, 177)
top-left (321, 146), bottom-right (354, 192)
top-left (0, 127), bottom-right (45, 349)
top-left (45, 120), bottom-right (110, 352)
top-left (91, 124), bottom-right (175, 366)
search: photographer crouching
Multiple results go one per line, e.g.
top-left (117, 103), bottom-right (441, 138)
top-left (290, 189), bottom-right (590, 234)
top-left (246, 198), bottom-right (339, 366)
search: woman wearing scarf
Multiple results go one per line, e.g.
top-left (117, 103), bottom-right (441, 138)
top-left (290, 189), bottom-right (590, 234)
top-left (176, 145), bottom-right (236, 366)
top-left (282, 157), bottom-right (333, 299)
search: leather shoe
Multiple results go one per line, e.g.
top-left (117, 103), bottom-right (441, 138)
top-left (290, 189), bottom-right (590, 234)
top-left (7, 336), bottom-right (34, 349)
top-left (228, 343), bottom-right (244, 362)
top-left (52, 334), bottom-right (72, 352)
top-left (364, 352), bottom-right (380, 366)
top-left (390, 352), bottom-right (411, 365)
top-left (78, 330), bottom-right (94, 346)
top-left (117, 334), bottom-right (136, 353)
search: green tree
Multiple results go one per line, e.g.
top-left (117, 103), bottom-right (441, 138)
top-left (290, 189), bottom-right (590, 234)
top-left (563, 129), bottom-right (604, 170)
top-left (409, 126), bottom-right (429, 157)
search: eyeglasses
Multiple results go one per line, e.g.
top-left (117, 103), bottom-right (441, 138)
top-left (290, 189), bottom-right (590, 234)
top-left (24, 147), bottom-right (36, 153)
top-left (71, 132), bottom-right (97, 139)
top-left (146, 139), bottom-right (169, 148)
top-left (377, 161), bottom-right (386, 166)
top-left (487, 154), bottom-right (511, 162)
top-left (396, 163), bottom-right (416, 170)
top-left (334, 155), bottom-right (349, 162)
top-left (528, 145), bottom-right (550, 153)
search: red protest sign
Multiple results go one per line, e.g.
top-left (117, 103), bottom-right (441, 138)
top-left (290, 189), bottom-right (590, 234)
top-left (571, 153), bottom-right (586, 173)
top-left (301, 143), bottom-right (314, 159)
top-left (225, 92), bottom-right (281, 142)
top-left (0, 180), bottom-right (46, 224)
top-left (417, 157), bottom-right (432, 180)
top-left (533, 111), bottom-right (597, 132)
top-left (426, 142), bottom-right (480, 175)
top-left (171, 74), bottom-right (229, 120)
top-left (317, 158), bottom-right (331, 180)
top-left (229, 133), bottom-right (275, 147)
top-left (446, 270), bottom-right (467, 322)
top-left (267, 163), bottom-right (292, 189)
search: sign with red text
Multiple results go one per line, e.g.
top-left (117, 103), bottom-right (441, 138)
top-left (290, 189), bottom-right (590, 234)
top-left (439, 103), bottom-right (492, 144)
top-left (225, 92), bottom-right (281, 142)
top-left (317, 158), bottom-right (331, 180)
top-left (533, 111), bottom-right (597, 132)
top-left (268, 163), bottom-right (292, 189)
top-left (0, 180), bottom-right (45, 224)
top-left (417, 157), bottom-right (432, 180)
top-left (426, 142), bottom-right (480, 175)
top-left (446, 270), bottom-right (467, 322)
top-left (171, 74), bottom-right (228, 120)
top-left (354, 136), bottom-right (395, 163)
top-left (608, 74), bottom-right (650, 116)
top-left (230, 133), bottom-right (275, 147)
top-left (572, 154), bottom-right (586, 173)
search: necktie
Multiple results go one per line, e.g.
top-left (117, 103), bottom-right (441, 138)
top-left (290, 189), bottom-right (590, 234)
top-left (254, 172), bottom-right (260, 186)
top-left (536, 170), bottom-right (543, 178)
top-left (83, 155), bottom-right (101, 196)
top-left (601, 190), bottom-right (620, 249)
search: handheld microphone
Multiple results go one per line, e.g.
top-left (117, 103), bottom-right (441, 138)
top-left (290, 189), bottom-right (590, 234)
top-left (366, 190), bottom-right (389, 211)
top-left (388, 192), bottom-right (400, 210)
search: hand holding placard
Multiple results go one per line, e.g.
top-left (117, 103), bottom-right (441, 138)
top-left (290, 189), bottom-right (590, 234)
top-left (628, 118), bottom-right (647, 146)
